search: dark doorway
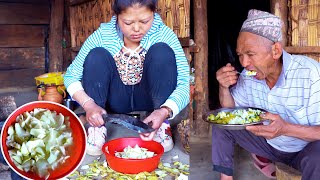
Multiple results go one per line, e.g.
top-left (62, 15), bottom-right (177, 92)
top-left (207, 0), bottom-right (270, 110)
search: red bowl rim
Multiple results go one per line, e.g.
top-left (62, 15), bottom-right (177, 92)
top-left (0, 101), bottom-right (87, 180)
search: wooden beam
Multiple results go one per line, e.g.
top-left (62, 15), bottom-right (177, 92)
top-left (189, 45), bottom-right (200, 53)
top-left (49, 0), bottom-right (64, 72)
top-left (179, 37), bottom-right (190, 47)
top-left (0, 2), bottom-right (50, 24)
top-left (0, 0), bottom-right (49, 4)
top-left (69, 0), bottom-right (92, 6)
top-left (193, 0), bottom-right (210, 138)
top-left (0, 25), bottom-right (46, 47)
top-left (0, 69), bottom-right (44, 89)
top-left (284, 46), bottom-right (320, 54)
top-left (0, 47), bottom-right (45, 70)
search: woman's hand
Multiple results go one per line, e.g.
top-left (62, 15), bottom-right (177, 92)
top-left (83, 100), bottom-right (107, 127)
top-left (216, 63), bottom-right (239, 89)
top-left (246, 112), bottom-right (289, 139)
top-left (139, 108), bottom-right (168, 141)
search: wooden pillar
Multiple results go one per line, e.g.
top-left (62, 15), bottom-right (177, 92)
top-left (193, 0), bottom-right (210, 137)
top-left (63, 1), bottom-right (72, 70)
top-left (49, 0), bottom-right (64, 72)
top-left (270, 0), bottom-right (288, 46)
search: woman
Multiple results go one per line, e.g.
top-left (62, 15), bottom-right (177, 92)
top-left (64, 0), bottom-right (190, 155)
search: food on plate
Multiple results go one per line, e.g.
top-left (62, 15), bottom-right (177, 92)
top-left (6, 108), bottom-right (73, 179)
top-left (245, 70), bottom-right (257, 76)
top-left (207, 108), bottom-right (263, 124)
top-left (115, 144), bottom-right (156, 159)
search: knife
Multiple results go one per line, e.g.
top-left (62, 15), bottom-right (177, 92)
top-left (102, 114), bottom-right (155, 133)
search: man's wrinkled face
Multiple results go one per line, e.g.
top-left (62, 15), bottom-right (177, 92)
top-left (236, 32), bottom-right (275, 80)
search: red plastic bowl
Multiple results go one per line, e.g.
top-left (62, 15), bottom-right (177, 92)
top-left (102, 137), bottom-right (164, 174)
top-left (0, 101), bottom-right (87, 180)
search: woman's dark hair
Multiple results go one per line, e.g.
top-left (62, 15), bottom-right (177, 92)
top-left (112, 0), bottom-right (158, 15)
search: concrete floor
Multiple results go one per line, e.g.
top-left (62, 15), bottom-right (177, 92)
top-left (190, 134), bottom-right (273, 180)
top-left (0, 88), bottom-right (275, 180)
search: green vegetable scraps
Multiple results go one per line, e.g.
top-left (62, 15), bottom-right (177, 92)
top-left (207, 108), bottom-right (263, 124)
top-left (67, 160), bottom-right (189, 180)
top-left (6, 108), bottom-right (73, 179)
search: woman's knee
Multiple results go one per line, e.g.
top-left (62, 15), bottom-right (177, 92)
top-left (83, 47), bottom-right (112, 68)
top-left (149, 42), bottom-right (172, 51)
top-left (82, 47), bottom-right (115, 86)
top-left (146, 42), bottom-right (175, 65)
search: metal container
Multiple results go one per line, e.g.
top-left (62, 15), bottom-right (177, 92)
top-left (63, 98), bottom-right (75, 111)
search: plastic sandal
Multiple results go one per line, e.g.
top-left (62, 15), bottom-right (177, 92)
top-left (253, 158), bottom-right (276, 179)
top-left (251, 153), bottom-right (272, 166)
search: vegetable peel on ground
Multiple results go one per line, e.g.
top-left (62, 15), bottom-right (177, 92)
top-left (67, 159), bottom-right (189, 180)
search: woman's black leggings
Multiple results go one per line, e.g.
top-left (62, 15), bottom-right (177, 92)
top-left (82, 42), bottom-right (177, 114)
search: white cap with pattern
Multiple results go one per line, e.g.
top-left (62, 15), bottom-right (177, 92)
top-left (240, 9), bottom-right (282, 42)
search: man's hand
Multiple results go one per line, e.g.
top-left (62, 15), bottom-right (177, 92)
top-left (246, 112), bottom-right (289, 139)
top-left (216, 63), bottom-right (238, 107)
top-left (216, 63), bottom-right (239, 88)
top-left (139, 108), bottom-right (167, 141)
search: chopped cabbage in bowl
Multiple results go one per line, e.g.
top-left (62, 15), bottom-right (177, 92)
top-left (115, 144), bottom-right (156, 159)
top-left (6, 108), bottom-right (73, 179)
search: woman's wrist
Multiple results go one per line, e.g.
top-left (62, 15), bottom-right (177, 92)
top-left (82, 98), bottom-right (96, 111)
top-left (161, 106), bottom-right (173, 119)
top-left (82, 97), bottom-right (94, 107)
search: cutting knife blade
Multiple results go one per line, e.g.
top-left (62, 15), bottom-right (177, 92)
top-left (102, 114), bottom-right (155, 133)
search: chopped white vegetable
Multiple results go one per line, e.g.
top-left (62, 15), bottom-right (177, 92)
top-left (114, 144), bottom-right (156, 159)
top-left (227, 108), bottom-right (262, 124)
top-left (177, 173), bottom-right (189, 180)
top-left (6, 108), bottom-right (73, 178)
top-left (172, 155), bottom-right (179, 160)
top-left (245, 70), bottom-right (257, 76)
top-left (80, 165), bottom-right (89, 170)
